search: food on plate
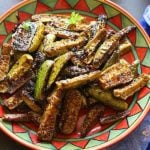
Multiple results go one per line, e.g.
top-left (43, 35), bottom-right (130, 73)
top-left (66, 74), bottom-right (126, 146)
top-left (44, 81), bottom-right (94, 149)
top-left (34, 60), bottom-right (54, 100)
top-left (59, 89), bottom-right (82, 134)
top-left (100, 110), bottom-right (130, 125)
top-left (44, 32), bottom-right (87, 57)
top-left (114, 73), bottom-right (150, 100)
top-left (118, 39), bottom-right (132, 55)
top-left (7, 54), bottom-right (33, 81)
top-left (28, 111), bottom-right (41, 125)
top-left (61, 65), bottom-right (90, 77)
top-left (99, 59), bottom-right (134, 89)
top-left (80, 104), bottom-right (104, 137)
top-left (12, 22), bottom-right (45, 52)
top-left (38, 88), bottom-right (63, 141)
top-left (0, 80), bottom-right (9, 93)
top-left (93, 26), bottom-right (135, 68)
top-left (82, 15), bottom-right (107, 64)
top-left (32, 51), bottom-right (46, 74)
top-left (130, 60), bottom-right (140, 78)
top-left (2, 90), bottom-right (23, 110)
top-left (86, 85), bottom-right (128, 111)
top-left (3, 112), bottom-right (41, 124)
top-left (8, 69), bottom-right (34, 94)
top-left (0, 44), bottom-right (11, 81)
top-left (71, 55), bottom-right (86, 67)
top-left (2, 113), bottom-right (30, 122)
top-left (47, 52), bottom-right (74, 89)
top-left (22, 91), bottom-right (42, 113)
top-left (102, 49), bottom-right (120, 70)
top-left (45, 26), bottom-right (80, 39)
top-left (0, 12), bottom-right (149, 142)
top-left (56, 70), bottom-right (101, 89)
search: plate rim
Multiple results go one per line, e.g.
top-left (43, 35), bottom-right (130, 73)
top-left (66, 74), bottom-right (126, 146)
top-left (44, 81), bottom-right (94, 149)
top-left (0, 0), bottom-right (149, 150)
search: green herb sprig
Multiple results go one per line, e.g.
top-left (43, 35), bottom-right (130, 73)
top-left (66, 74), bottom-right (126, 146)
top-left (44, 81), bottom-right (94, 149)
top-left (21, 22), bottom-right (31, 31)
top-left (68, 12), bottom-right (83, 25)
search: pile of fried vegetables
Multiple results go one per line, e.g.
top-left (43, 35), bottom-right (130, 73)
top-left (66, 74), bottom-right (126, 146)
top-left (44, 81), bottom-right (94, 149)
top-left (0, 12), bottom-right (149, 141)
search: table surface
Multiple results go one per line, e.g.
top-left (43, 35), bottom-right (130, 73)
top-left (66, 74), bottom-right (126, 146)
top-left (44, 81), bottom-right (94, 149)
top-left (0, 0), bottom-right (150, 150)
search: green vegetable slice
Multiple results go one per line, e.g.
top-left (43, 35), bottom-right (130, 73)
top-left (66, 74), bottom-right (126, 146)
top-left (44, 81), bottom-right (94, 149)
top-left (47, 52), bottom-right (74, 89)
top-left (34, 60), bottom-right (54, 100)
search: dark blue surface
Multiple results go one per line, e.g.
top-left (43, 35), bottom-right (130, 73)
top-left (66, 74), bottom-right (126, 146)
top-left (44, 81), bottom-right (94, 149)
top-left (140, 18), bottom-right (150, 36)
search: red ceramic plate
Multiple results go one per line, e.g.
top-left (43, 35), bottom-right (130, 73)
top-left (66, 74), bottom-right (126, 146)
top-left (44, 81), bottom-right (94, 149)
top-left (0, 0), bottom-right (150, 149)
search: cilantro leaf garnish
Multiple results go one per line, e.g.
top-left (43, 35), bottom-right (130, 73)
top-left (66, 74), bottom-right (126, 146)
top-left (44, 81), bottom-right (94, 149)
top-left (21, 22), bottom-right (31, 31)
top-left (68, 12), bottom-right (83, 25)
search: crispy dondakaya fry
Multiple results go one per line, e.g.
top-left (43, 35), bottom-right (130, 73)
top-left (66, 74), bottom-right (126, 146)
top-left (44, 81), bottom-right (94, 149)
top-left (8, 70), bottom-right (34, 94)
top-left (81, 89), bottom-right (98, 106)
top-left (93, 26), bottom-right (135, 68)
top-left (130, 60), bottom-right (140, 78)
top-left (102, 50), bottom-right (120, 70)
top-left (34, 60), bottom-right (54, 101)
top-left (38, 88), bottom-right (63, 141)
top-left (32, 51), bottom-right (46, 75)
top-left (87, 97), bottom-right (98, 107)
top-left (47, 52), bottom-right (74, 89)
top-left (22, 91), bottom-right (42, 113)
top-left (34, 13), bottom-right (88, 31)
top-left (12, 22), bottom-right (45, 52)
top-left (100, 110), bottom-right (130, 125)
top-left (44, 33), bottom-right (87, 58)
top-left (80, 104), bottom-right (104, 137)
top-left (39, 33), bottom-right (56, 53)
top-left (0, 80), bottom-right (9, 93)
top-left (99, 59), bottom-right (134, 89)
top-left (56, 70), bottom-right (101, 89)
top-left (113, 73), bottom-right (150, 100)
top-left (118, 39), bottom-right (132, 56)
top-left (0, 43), bottom-right (11, 81)
top-left (2, 114), bottom-right (30, 122)
top-left (28, 111), bottom-right (41, 125)
top-left (3, 112), bottom-right (41, 125)
top-left (71, 55), bottom-right (86, 67)
top-left (59, 89), bottom-right (82, 134)
top-left (2, 78), bottom-right (35, 109)
top-left (105, 29), bottom-right (116, 39)
top-left (2, 91), bottom-right (23, 110)
top-left (44, 26), bottom-right (79, 39)
top-left (7, 54), bottom-right (33, 81)
top-left (82, 28), bottom-right (107, 64)
top-left (82, 15), bottom-right (107, 64)
top-left (32, 13), bottom-right (88, 32)
top-left (87, 85), bottom-right (128, 111)
top-left (62, 66), bottom-right (90, 77)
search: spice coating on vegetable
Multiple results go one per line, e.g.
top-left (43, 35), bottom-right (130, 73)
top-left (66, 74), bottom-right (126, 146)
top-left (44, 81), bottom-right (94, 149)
top-left (0, 12), bottom-right (148, 142)
top-left (34, 60), bottom-right (54, 100)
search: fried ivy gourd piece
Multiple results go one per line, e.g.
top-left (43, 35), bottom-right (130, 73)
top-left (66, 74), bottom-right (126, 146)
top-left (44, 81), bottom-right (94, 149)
top-left (7, 54), bottom-right (33, 81)
top-left (12, 22), bottom-right (45, 52)
top-left (38, 88), bottom-right (63, 141)
top-left (93, 26), bottom-right (135, 68)
top-left (99, 59), bottom-right (134, 89)
top-left (100, 110), bottom-right (130, 125)
top-left (81, 104), bottom-right (104, 137)
top-left (59, 89), bottom-right (82, 134)
top-left (34, 60), bottom-right (54, 101)
top-left (113, 73), bottom-right (150, 100)
top-left (0, 43), bottom-right (11, 81)
top-left (87, 85), bottom-right (128, 111)
top-left (56, 70), bottom-right (101, 89)
top-left (47, 52), bottom-right (74, 89)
